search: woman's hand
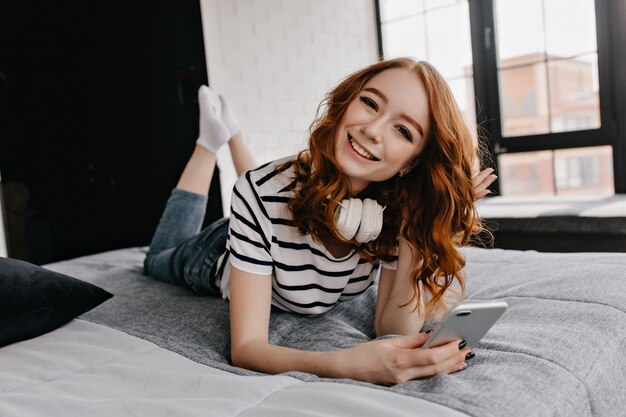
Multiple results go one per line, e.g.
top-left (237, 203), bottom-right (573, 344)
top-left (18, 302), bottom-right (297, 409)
top-left (337, 333), bottom-right (471, 385)
top-left (472, 168), bottom-right (497, 201)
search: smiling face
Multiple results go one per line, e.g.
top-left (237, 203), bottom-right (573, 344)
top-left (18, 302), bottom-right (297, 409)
top-left (333, 67), bottom-right (431, 194)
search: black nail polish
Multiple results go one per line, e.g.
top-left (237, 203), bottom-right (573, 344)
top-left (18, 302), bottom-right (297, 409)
top-left (466, 351), bottom-right (475, 360)
top-left (458, 340), bottom-right (467, 350)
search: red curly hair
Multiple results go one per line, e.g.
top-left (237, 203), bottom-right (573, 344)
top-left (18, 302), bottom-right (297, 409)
top-left (279, 58), bottom-right (483, 316)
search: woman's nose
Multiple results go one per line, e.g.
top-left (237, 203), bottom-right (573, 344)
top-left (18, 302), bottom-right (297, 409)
top-left (361, 118), bottom-right (384, 143)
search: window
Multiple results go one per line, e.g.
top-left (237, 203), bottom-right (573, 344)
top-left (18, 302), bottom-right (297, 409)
top-left (376, 0), bottom-right (624, 196)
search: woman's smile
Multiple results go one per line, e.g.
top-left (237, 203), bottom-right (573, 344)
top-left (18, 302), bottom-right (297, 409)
top-left (348, 134), bottom-right (379, 161)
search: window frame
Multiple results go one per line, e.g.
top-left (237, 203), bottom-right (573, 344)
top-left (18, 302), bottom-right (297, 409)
top-left (375, 0), bottom-right (626, 194)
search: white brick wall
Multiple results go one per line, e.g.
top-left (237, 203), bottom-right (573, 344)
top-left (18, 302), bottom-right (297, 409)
top-left (200, 0), bottom-right (379, 213)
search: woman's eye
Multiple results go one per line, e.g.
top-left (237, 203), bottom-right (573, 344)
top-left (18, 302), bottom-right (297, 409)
top-left (360, 96), bottom-right (377, 110)
top-left (396, 125), bottom-right (412, 141)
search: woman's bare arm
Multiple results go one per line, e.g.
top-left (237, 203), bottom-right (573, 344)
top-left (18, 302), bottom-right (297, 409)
top-left (375, 237), bottom-right (425, 337)
top-left (229, 265), bottom-right (469, 385)
top-left (229, 266), bottom-right (340, 376)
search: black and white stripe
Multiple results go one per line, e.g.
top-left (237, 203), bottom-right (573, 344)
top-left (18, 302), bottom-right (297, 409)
top-left (218, 156), bottom-right (382, 315)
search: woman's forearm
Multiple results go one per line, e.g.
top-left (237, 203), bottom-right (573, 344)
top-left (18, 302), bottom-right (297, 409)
top-left (233, 331), bottom-right (470, 385)
top-left (377, 296), bottom-right (424, 336)
top-left (232, 339), bottom-right (344, 378)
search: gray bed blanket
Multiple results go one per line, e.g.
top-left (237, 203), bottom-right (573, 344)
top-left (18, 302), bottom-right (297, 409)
top-left (45, 247), bottom-right (626, 417)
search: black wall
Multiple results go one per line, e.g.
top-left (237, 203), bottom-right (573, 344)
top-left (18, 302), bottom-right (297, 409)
top-left (1, 1), bottom-right (222, 264)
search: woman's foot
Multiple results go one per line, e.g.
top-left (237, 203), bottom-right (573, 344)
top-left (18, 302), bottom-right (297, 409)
top-left (196, 86), bottom-right (230, 153)
top-left (220, 95), bottom-right (241, 138)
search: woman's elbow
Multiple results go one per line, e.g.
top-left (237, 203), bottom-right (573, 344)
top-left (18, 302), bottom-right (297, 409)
top-left (230, 339), bottom-right (264, 369)
top-left (230, 343), bottom-right (250, 368)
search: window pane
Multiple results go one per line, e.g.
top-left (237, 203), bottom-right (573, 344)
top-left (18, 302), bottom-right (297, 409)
top-left (499, 62), bottom-right (550, 137)
top-left (548, 54), bottom-right (600, 133)
top-left (381, 16), bottom-right (427, 59)
top-left (425, 1), bottom-right (473, 79)
top-left (379, 0), bottom-right (425, 22)
top-left (495, 0), bottom-right (545, 63)
top-left (544, 0), bottom-right (597, 57)
top-left (498, 146), bottom-right (614, 197)
top-left (494, 0), bottom-right (600, 137)
top-left (554, 146), bottom-right (614, 195)
top-left (498, 151), bottom-right (555, 197)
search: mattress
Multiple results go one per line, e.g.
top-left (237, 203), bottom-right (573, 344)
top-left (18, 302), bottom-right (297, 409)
top-left (2, 246), bottom-right (626, 417)
top-left (0, 319), bottom-right (465, 417)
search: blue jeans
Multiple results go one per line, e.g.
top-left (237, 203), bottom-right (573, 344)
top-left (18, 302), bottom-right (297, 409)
top-left (144, 188), bottom-right (228, 295)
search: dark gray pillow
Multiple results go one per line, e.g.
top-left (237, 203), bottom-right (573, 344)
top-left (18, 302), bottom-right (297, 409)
top-left (0, 257), bottom-right (113, 347)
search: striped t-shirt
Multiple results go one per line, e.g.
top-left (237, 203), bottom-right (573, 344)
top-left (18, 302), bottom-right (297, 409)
top-left (215, 156), bottom-right (391, 316)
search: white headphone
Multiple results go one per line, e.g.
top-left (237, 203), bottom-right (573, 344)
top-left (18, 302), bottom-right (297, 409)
top-left (333, 198), bottom-right (385, 243)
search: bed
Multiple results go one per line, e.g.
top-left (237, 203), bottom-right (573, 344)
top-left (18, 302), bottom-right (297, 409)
top-left (1, 246), bottom-right (625, 417)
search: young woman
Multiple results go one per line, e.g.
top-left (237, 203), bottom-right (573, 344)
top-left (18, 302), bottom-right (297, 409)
top-left (145, 58), bottom-right (496, 385)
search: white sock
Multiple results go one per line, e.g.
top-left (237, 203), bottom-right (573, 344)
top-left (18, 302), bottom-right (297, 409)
top-left (196, 85), bottom-right (230, 153)
top-left (220, 95), bottom-right (241, 137)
